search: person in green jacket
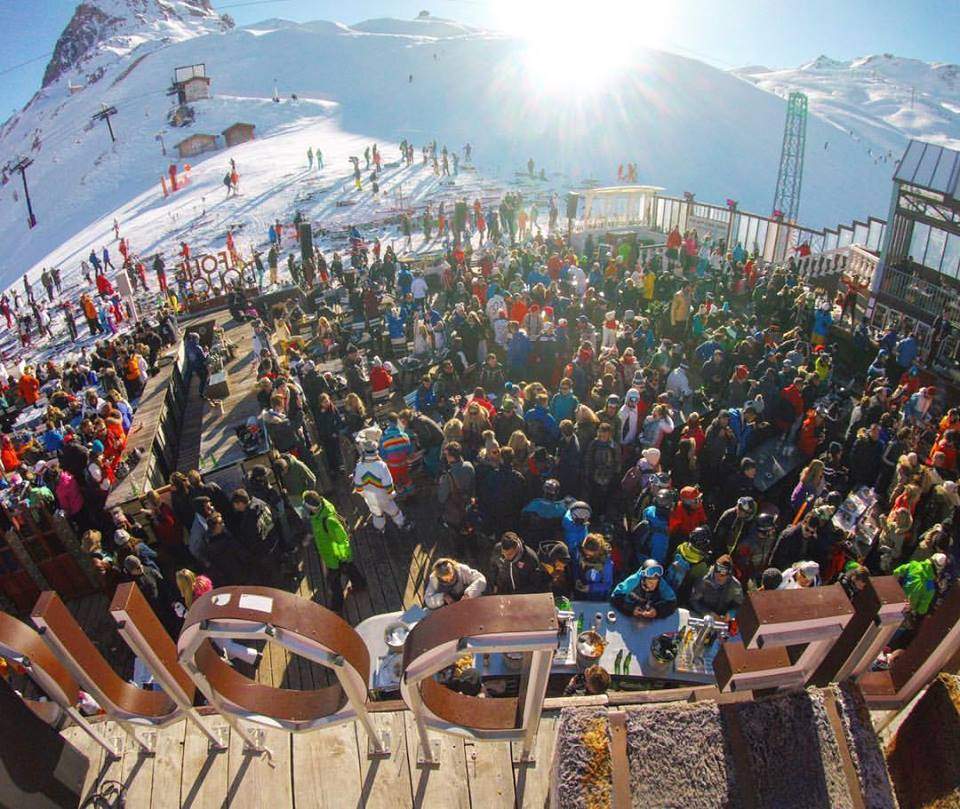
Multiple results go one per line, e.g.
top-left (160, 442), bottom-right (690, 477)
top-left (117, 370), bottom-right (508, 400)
top-left (303, 491), bottom-right (366, 613)
top-left (894, 553), bottom-right (947, 617)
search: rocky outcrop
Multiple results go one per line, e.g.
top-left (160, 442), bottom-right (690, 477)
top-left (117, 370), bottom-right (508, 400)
top-left (42, 4), bottom-right (120, 87)
top-left (41, 0), bottom-right (230, 88)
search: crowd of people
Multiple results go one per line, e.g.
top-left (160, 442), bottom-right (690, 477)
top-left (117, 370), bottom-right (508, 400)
top-left (179, 211), bottom-right (956, 663)
top-left (2, 182), bottom-right (956, 685)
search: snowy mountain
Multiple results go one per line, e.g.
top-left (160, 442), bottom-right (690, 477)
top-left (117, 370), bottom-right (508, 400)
top-left (735, 54), bottom-right (960, 158)
top-left (0, 3), bottom-right (946, 291)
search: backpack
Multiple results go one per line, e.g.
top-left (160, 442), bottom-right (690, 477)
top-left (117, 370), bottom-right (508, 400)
top-left (223, 173), bottom-right (232, 188)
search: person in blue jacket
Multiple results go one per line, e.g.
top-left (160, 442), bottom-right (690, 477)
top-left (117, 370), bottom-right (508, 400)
top-left (507, 326), bottom-right (531, 379)
top-left (524, 393), bottom-right (560, 448)
top-left (727, 401), bottom-right (762, 458)
top-left (414, 376), bottom-right (438, 415)
top-left (562, 500), bottom-right (591, 554)
top-left (572, 532), bottom-right (615, 601)
top-left (634, 488), bottom-right (673, 566)
top-left (522, 479), bottom-right (568, 545)
top-left (397, 264), bottom-right (413, 296)
top-left (611, 559), bottom-right (677, 619)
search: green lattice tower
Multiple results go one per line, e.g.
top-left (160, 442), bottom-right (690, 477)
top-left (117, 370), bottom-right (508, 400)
top-left (772, 92), bottom-right (808, 223)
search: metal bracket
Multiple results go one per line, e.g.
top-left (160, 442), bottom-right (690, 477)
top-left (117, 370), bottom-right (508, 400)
top-left (366, 727), bottom-right (391, 760)
top-left (416, 738), bottom-right (442, 768)
top-left (243, 727), bottom-right (266, 754)
top-left (512, 741), bottom-right (537, 765)
top-left (107, 734), bottom-right (125, 759)
top-left (209, 725), bottom-right (230, 753)
top-left (134, 730), bottom-right (157, 756)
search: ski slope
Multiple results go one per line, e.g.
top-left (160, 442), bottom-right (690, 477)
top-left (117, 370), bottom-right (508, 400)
top-left (736, 54), bottom-right (960, 160)
top-left (0, 4), bottom-right (952, 290)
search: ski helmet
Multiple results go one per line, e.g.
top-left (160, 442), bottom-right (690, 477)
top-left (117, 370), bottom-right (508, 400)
top-left (543, 479), bottom-right (561, 499)
top-left (569, 501), bottom-right (591, 523)
top-left (689, 526), bottom-right (712, 553)
top-left (756, 513), bottom-right (777, 536)
top-left (655, 488), bottom-right (676, 511)
top-left (736, 496), bottom-right (757, 518)
top-left (640, 559), bottom-right (664, 579)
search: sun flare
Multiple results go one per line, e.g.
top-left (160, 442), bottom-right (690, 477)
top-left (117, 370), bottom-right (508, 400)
top-left (502, 0), bottom-right (665, 91)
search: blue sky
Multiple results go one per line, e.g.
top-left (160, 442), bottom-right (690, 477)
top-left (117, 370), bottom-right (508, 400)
top-left (2, 0), bottom-right (959, 121)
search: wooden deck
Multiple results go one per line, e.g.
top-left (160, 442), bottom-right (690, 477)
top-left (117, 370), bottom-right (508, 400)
top-left (65, 452), bottom-right (519, 804)
top-left (54, 306), bottom-right (552, 805)
top-left (177, 314), bottom-right (260, 475)
top-left (63, 707), bottom-right (559, 809)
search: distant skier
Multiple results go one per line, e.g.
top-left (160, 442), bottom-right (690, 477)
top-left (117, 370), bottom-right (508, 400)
top-left (317, 149), bottom-right (323, 169)
top-left (51, 266), bottom-right (62, 294)
top-left (364, 146), bottom-right (371, 169)
top-left (113, 218), bottom-right (121, 240)
top-left (153, 254), bottom-right (167, 291)
top-left (307, 146), bottom-right (314, 169)
top-left (463, 142), bottom-right (471, 161)
top-left (102, 247), bottom-right (115, 271)
top-left (89, 249), bottom-right (101, 273)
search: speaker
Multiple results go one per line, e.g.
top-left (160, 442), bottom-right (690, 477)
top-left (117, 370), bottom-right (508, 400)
top-left (299, 223), bottom-right (314, 262)
top-left (566, 192), bottom-right (579, 219)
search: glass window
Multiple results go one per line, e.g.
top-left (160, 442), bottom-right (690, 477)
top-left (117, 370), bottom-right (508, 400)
top-left (924, 226), bottom-right (947, 271)
top-left (942, 233), bottom-right (960, 280)
top-left (909, 222), bottom-right (930, 264)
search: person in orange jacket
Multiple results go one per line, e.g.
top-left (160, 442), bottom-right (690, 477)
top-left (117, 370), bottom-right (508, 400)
top-left (17, 366), bottom-right (40, 406)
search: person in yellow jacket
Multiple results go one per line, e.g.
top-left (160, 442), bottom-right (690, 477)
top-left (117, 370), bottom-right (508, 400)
top-left (670, 286), bottom-right (691, 337)
top-left (643, 270), bottom-right (655, 301)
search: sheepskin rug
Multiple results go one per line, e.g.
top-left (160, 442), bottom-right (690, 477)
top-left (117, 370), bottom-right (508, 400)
top-left (886, 672), bottom-right (960, 808)
top-left (552, 684), bottom-right (896, 809)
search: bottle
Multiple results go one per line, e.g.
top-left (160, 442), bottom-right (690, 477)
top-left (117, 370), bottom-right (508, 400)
top-left (576, 612), bottom-right (584, 633)
top-left (614, 649), bottom-right (624, 676)
top-left (623, 653), bottom-right (633, 675)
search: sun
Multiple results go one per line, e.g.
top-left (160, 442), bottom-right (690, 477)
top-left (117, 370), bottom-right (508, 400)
top-left (502, 0), bottom-right (664, 92)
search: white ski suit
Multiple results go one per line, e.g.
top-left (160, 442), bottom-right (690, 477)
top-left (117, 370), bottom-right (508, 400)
top-left (353, 456), bottom-right (405, 530)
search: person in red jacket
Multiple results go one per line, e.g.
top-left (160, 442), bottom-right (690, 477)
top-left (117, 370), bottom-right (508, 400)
top-left (797, 410), bottom-right (824, 458)
top-left (777, 377), bottom-right (805, 433)
top-left (369, 357), bottom-right (393, 397)
top-left (0, 435), bottom-right (20, 472)
top-left (668, 486), bottom-right (707, 538)
top-left (95, 271), bottom-right (114, 298)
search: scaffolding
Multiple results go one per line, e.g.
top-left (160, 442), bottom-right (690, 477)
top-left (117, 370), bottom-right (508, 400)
top-left (772, 92), bottom-right (808, 224)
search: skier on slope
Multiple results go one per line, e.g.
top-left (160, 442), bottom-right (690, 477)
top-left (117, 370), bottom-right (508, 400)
top-left (307, 146), bottom-right (314, 169)
top-left (352, 426), bottom-right (412, 533)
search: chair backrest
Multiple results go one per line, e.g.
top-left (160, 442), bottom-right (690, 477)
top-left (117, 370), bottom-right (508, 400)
top-left (31, 590), bottom-right (179, 724)
top-left (0, 611), bottom-right (79, 710)
top-left (109, 582), bottom-right (196, 706)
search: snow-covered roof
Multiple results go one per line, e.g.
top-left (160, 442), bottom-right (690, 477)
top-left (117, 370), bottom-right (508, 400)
top-left (893, 140), bottom-right (960, 201)
top-left (584, 185), bottom-right (665, 196)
